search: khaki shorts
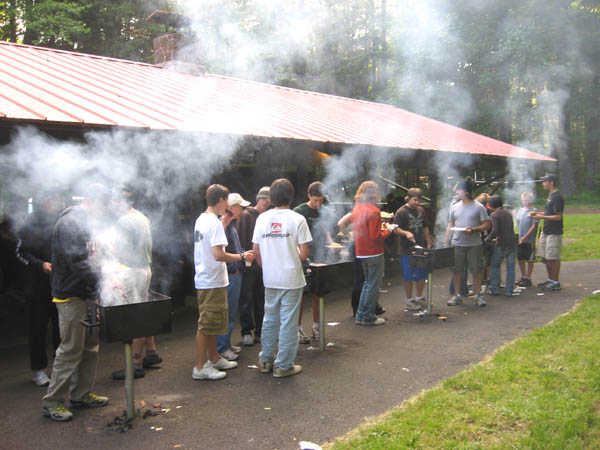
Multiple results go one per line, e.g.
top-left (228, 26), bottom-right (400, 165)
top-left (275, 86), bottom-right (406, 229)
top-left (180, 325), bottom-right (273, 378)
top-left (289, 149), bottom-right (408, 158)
top-left (454, 245), bottom-right (484, 275)
top-left (538, 233), bottom-right (562, 260)
top-left (196, 287), bottom-right (228, 335)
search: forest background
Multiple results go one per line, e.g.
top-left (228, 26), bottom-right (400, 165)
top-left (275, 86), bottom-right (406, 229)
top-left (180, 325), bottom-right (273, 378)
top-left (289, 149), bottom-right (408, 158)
top-left (1, 0), bottom-right (598, 197)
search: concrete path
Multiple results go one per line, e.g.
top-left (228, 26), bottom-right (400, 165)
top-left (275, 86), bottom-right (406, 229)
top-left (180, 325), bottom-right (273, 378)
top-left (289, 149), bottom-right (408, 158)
top-left (3, 260), bottom-right (599, 450)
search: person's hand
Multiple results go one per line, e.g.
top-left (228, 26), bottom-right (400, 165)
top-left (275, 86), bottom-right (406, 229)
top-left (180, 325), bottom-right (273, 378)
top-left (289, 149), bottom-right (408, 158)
top-left (405, 231), bottom-right (416, 243)
top-left (518, 237), bottom-right (525, 245)
top-left (42, 262), bottom-right (52, 274)
top-left (244, 250), bottom-right (255, 263)
top-left (465, 226), bottom-right (473, 234)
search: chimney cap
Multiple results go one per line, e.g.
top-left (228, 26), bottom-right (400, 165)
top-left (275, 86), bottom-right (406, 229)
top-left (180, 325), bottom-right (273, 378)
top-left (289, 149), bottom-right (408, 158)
top-left (146, 10), bottom-right (188, 28)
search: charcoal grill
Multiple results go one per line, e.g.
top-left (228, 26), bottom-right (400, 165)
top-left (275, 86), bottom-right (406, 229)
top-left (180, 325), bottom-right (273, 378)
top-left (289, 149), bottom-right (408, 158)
top-left (409, 246), bottom-right (454, 317)
top-left (82, 291), bottom-right (172, 419)
top-left (305, 260), bottom-right (353, 351)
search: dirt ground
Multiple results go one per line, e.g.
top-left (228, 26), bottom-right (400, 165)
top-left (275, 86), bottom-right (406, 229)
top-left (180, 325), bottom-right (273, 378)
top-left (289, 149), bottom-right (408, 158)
top-left (2, 260), bottom-right (600, 450)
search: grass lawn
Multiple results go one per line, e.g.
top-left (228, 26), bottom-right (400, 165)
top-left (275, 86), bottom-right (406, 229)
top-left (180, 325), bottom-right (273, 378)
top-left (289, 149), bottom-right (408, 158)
top-left (561, 213), bottom-right (600, 262)
top-left (327, 212), bottom-right (600, 450)
top-left (329, 294), bottom-right (600, 449)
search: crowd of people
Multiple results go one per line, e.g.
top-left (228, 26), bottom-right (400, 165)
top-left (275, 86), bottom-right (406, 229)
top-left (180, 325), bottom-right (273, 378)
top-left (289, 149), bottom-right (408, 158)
top-left (16, 173), bottom-right (564, 422)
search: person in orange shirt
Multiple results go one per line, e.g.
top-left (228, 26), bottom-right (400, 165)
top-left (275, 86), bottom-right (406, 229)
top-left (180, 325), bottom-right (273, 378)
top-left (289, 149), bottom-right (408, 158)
top-left (350, 181), bottom-right (394, 326)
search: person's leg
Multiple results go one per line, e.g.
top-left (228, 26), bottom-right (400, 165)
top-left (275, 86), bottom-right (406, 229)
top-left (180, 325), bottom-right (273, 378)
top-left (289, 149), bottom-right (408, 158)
top-left (460, 262), bottom-right (469, 295)
top-left (547, 260), bottom-right (560, 282)
top-left (401, 256), bottom-right (413, 299)
top-left (467, 245), bottom-right (485, 298)
top-left (195, 332), bottom-right (209, 369)
top-left (259, 288), bottom-right (280, 363)
top-left (351, 256), bottom-right (364, 316)
top-left (274, 288), bottom-right (303, 370)
top-left (69, 303), bottom-right (100, 401)
top-left (253, 271), bottom-right (265, 339)
top-left (504, 247), bottom-right (516, 296)
top-left (518, 259), bottom-right (526, 279)
top-left (357, 255), bottom-right (384, 323)
top-left (42, 299), bottom-right (88, 409)
top-left (239, 271), bottom-right (255, 338)
top-left (415, 278), bottom-right (426, 298)
top-left (29, 293), bottom-right (50, 371)
top-left (131, 338), bottom-right (144, 365)
top-left (489, 247), bottom-right (502, 294)
top-left (217, 272), bottom-right (242, 353)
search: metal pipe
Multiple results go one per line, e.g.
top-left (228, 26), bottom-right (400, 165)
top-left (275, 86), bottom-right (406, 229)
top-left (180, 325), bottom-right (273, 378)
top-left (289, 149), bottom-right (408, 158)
top-left (318, 296), bottom-right (325, 351)
top-left (375, 174), bottom-right (432, 202)
top-left (427, 271), bottom-right (433, 317)
top-left (124, 341), bottom-right (135, 420)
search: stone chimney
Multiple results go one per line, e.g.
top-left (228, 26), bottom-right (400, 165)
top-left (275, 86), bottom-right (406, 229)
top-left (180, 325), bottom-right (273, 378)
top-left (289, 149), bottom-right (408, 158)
top-left (146, 10), bottom-right (204, 75)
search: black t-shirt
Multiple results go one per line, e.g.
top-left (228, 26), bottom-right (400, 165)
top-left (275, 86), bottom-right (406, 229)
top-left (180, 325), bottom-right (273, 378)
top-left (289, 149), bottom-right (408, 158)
top-left (543, 190), bottom-right (564, 235)
top-left (393, 204), bottom-right (430, 255)
top-left (293, 202), bottom-right (331, 261)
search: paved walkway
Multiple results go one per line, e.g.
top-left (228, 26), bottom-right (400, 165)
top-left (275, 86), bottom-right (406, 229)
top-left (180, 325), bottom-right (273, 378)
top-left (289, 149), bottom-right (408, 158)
top-left (3, 260), bottom-right (600, 449)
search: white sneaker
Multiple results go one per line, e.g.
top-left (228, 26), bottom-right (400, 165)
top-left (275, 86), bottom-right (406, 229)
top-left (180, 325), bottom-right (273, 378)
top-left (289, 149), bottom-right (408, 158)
top-left (406, 299), bottom-right (421, 310)
top-left (213, 356), bottom-right (238, 370)
top-left (414, 296), bottom-right (426, 304)
top-left (192, 361), bottom-right (226, 380)
top-left (242, 334), bottom-right (254, 346)
top-left (230, 344), bottom-right (241, 353)
top-left (33, 370), bottom-right (50, 386)
top-left (219, 349), bottom-right (239, 361)
top-left (311, 325), bottom-right (320, 341)
top-left (298, 327), bottom-right (310, 344)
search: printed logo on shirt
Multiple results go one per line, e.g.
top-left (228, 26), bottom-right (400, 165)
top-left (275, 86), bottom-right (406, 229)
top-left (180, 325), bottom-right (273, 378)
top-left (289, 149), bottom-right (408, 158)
top-left (262, 222), bottom-right (291, 239)
top-left (194, 230), bottom-right (203, 242)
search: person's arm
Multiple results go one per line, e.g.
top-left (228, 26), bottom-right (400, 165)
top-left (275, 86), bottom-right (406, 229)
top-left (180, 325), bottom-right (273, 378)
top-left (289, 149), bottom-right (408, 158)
top-left (519, 222), bottom-right (538, 244)
top-left (212, 245), bottom-right (254, 264)
top-left (337, 212), bottom-right (352, 236)
top-left (424, 227), bottom-right (432, 248)
top-left (443, 221), bottom-right (454, 246)
top-left (298, 242), bottom-right (310, 261)
top-left (367, 209), bottom-right (391, 241)
top-left (535, 211), bottom-right (563, 221)
top-left (16, 220), bottom-right (48, 273)
top-left (252, 243), bottom-right (262, 267)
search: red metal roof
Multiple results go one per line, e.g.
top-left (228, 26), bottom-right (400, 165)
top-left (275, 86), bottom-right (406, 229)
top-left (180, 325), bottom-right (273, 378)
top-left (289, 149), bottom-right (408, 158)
top-left (0, 42), bottom-right (554, 161)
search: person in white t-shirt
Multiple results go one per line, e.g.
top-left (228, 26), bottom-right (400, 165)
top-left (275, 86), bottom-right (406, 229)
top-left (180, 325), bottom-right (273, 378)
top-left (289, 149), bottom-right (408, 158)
top-left (192, 184), bottom-right (254, 381)
top-left (252, 179), bottom-right (312, 378)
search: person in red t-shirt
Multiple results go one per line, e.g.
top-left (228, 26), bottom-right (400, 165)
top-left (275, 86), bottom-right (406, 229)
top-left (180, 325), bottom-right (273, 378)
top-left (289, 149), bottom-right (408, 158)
top-left (350, 181), bottom-right (394, 326)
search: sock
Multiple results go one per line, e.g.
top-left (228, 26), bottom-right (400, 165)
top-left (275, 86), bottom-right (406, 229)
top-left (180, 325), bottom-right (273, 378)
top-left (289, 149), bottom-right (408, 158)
top-left (146, 349), bottom-right (157, 355)
top-left (549, 279), bottom-right (559, 284)
top-left (415, 296), bottom-right (424, 301)
top-left (312, 322), bottom-right (319, 329)
top-left (407, 298), bottom-right (414, 303)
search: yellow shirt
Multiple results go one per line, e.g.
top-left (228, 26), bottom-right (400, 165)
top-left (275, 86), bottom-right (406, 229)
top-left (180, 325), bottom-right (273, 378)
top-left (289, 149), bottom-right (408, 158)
top-left (52, 297), bottom-right (71, 303)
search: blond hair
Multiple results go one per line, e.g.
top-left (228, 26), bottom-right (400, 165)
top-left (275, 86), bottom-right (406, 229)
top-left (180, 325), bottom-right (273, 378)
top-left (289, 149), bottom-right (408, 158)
top-left (521, 192), bottom-right (534, 203)
top-left (354, 181), bottom-right (380, 203)
top-left (475, 192), bottom-right (489, 205)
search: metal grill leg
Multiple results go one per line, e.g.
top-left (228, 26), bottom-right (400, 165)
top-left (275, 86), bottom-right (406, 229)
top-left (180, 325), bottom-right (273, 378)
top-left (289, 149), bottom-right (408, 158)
top-left (124, 341), bottom-right (135, 420)
top-left (427, 272), bottom-right (433, 317)
top-left (319, 296), bottom-right (325, 351)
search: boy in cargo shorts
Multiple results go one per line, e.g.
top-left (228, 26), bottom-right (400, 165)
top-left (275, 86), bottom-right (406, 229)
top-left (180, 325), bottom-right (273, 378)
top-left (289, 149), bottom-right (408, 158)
top-left (192, 184), bottom-right (254, 380)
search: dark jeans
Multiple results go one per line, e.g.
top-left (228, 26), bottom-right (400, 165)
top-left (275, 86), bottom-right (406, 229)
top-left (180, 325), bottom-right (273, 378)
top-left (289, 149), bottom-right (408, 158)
top-left (27, 282), bottom-right (60, 370)
top-left (239, 269), bottom-right (265, 337)
top-left (351, 256), bottom-right (365, 316)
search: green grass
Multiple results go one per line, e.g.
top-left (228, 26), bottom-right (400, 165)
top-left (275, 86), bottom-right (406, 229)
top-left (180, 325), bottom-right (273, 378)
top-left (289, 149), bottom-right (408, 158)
top-left (561, 214), bottom-right (600, 262)
top-left (329, 294), bottom-right (600, 449)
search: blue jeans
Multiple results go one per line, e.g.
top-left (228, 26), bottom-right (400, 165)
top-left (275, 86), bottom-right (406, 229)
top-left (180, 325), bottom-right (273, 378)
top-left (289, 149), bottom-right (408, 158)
top-left (217, 272), bottom-right (242, 353)
top-left (259, 287), bottom-right (303, 370)
top-left (490, 247), bottom-right (516, 296)
top-left (356, 255), bottom-right (384, 324)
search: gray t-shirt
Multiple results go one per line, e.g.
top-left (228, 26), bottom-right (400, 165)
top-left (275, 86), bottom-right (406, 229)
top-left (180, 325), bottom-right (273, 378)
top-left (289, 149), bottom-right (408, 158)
top-left (516, 207), bottom-right (538, 244)
top-left (449, 200), bottom-right (489, 247)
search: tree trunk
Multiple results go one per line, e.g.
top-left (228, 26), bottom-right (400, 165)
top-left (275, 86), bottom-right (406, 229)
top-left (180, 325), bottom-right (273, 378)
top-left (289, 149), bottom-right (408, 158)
top-left (557, 112), bottom-right (579, 196)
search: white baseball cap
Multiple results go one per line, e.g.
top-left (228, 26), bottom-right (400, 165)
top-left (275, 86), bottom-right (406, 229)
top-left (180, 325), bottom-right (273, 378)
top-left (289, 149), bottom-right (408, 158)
top-left (228, 193), bottom-right (250, 207)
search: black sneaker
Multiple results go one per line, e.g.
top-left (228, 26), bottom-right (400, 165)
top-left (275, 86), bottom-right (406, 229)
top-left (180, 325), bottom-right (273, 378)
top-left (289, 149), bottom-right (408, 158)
top-left (142, 353), bottom-right (163, 368)
top-left (70, 393), bottom-right (108, 408)
top-left (537, 280), bottom-right (552, 288)
top-left (517, 278), bottom-right (531, 287)
top-left (541, 282), bottom-right (561, 291)
top-left (376, 305), bottom-right (386, 315)
top-left (112, 364), bottom-right (145, 380)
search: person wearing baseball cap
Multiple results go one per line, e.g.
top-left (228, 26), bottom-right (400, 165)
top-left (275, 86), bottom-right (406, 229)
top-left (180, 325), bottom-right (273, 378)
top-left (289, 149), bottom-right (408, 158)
top-left (530, 174), bottom-right (564, 290)
top-left (216, 193), bottom-right (252, 361)
top-left (236, 187), bottom-right (271, 347)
